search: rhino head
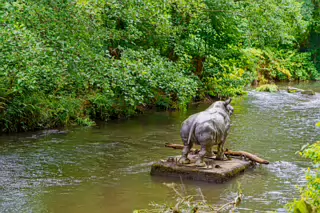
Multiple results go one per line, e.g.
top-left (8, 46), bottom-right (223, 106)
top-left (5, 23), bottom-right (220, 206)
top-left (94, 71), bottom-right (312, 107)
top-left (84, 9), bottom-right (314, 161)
top-left (224, 98), bottom-right (233, 116)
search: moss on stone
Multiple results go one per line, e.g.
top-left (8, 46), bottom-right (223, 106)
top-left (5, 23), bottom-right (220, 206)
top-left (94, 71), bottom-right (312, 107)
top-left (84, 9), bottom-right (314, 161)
top-left (301, 90), bottom-right (315, 95)
top-left (256, 84), bottom-right (279, 92)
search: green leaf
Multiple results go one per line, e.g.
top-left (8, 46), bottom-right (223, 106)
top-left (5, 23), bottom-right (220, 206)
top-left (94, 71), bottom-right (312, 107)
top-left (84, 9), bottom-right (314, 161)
top-left (293, 200), bottom-right (313, 213)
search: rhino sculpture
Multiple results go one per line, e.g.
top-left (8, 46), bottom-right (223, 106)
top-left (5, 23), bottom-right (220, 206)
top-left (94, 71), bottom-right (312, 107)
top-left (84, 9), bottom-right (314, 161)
top-left (179, 99), bottom-right (233, 166)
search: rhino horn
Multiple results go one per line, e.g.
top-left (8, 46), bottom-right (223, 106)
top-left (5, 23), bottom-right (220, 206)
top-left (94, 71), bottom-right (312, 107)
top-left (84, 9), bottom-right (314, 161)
top-left (224, 98), bottom-right (232, 106)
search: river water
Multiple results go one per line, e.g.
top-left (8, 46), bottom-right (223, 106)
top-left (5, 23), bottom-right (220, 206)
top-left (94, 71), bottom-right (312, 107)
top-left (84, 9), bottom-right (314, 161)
top-left (0, 82), bottom-right (319, 212)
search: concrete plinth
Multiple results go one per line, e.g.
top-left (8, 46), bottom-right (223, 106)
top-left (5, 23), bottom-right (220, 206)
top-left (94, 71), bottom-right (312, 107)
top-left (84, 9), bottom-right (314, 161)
top-left (150, 155), bottom-right (254, 183)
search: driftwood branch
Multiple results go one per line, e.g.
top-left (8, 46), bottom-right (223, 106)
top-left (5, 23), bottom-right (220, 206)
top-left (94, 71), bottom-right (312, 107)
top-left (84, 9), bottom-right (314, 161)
top-left (164, 143), bottom-right (269, 165)
top-left (222, 150), bottom-right (269, 164)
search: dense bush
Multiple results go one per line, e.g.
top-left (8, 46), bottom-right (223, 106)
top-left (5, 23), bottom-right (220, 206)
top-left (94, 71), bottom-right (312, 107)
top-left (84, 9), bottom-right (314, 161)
top-left (1, 94), bottom-right (92, 132)
top-left (0, 45), bottom-right (198, 132)
top-left (0, 0), bottom-right (319, 132)
top-left (202, 51), bottom-right (253, 98)
top-left (242, 48), bottom-right (319, 83)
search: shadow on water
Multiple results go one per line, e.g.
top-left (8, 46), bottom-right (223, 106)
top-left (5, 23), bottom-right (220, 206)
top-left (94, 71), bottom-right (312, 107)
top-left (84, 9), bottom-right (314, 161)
top-left (0, 82), bottom-right (319, 212)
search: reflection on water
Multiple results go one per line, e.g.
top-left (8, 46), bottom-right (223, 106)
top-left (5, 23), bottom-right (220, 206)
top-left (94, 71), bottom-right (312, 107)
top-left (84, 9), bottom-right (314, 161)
top-left (0, 82), bottom-right (319, 212)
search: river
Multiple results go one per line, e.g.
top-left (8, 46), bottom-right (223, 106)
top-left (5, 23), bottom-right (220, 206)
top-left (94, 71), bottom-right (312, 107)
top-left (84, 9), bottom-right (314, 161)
top-left (0, 82), bottom-right (319, 212)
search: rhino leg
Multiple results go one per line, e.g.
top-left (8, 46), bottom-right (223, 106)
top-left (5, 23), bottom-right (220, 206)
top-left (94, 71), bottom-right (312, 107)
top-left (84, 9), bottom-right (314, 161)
top-left (179, 123), bottom-right (192, 164)
top-left (179, 143), bottom-right (192, 164)
top-left (205, 144), bottom-right (213, 157)
top-left (216, 138), bottom-right (226, 160)
top-left (196, 144), bottom-right (212, 167)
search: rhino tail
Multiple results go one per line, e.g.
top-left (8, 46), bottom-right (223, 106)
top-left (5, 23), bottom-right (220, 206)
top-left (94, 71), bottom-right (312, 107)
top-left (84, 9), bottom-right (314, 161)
top-left (186, 121), bottom-right (197, 145)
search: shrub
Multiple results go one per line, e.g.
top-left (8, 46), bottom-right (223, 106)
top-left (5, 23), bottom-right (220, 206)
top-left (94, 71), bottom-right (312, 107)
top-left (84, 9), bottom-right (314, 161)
top-left (242, 48), bottom-right (319, 82)
top-left (287, 133), bottom-right (320, 212)
top-left (0, 0), bottom-right (199, 132)
top-left (0, 93), bottom-right (90, 132)
top-left (202, 51), bottom-right (254, 98)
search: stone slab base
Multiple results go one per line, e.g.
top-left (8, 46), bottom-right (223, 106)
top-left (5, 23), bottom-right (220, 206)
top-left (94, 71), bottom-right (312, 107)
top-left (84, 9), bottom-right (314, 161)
top-left (150, 155), bottom-right (254, 183)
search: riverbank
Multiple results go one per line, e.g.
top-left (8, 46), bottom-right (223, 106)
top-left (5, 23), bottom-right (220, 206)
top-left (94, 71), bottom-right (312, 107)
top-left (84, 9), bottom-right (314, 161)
top-left (1, 81), bottom-right (319, 133)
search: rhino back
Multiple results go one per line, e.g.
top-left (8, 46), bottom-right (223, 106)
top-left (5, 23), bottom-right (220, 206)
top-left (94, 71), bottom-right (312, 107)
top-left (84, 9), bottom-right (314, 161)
top-left (195, 111), bottom-right (230, 144)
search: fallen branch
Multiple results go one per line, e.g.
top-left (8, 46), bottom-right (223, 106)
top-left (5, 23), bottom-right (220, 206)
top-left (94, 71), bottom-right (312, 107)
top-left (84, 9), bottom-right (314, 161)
top-left (165, 143), bottom-right (269, 164)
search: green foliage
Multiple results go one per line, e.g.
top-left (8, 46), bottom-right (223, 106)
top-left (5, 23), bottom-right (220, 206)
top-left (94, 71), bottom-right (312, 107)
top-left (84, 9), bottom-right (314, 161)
top-left (0, 76), bottom-right (7, 113)
top-left (241, 0), bottom-right (308, 48)
top-left (299, 0), bottom-right (320, 73)
top-left (313, 1), bottom-right (320, 34)
top-left (202, 54), bottom-right (251, 98)
top-left (242, 48), bottom-right (319, 82)
top-left (0, 0), bottom-right (199, 132)
top-left (0, 0), bottom-right (319, 132)
top-left (301, 142), bottom-right (320, 167)
top-left (287, 141), bottom-right (320, 212)
top-left (290, 200), bottom-right (314, 213)
top-left (256, 84), bottom-right (279, 92)
top-left (0, 93), bottom-right (90, 132)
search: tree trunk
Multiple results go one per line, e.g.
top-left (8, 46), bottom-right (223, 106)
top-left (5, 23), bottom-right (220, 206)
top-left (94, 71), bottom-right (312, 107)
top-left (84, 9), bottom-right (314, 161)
top-left (193, 56), bottom-right (205, 79)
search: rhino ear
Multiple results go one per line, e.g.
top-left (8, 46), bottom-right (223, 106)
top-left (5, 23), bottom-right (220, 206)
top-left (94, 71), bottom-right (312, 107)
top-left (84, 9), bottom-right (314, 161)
top-left (224, 98), bottom-right (232, 106)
